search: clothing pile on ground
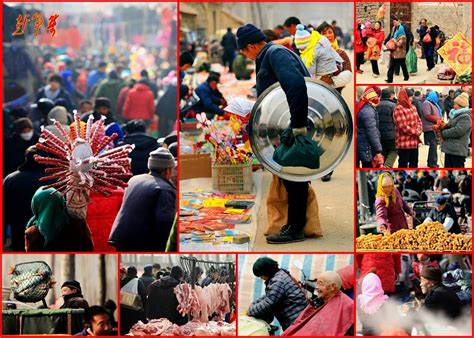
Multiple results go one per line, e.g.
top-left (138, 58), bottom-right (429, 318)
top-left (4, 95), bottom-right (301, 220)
top-left (180, 192), bottom-right (255, 245)
top-left (357, 222), bottom-right (472, 251)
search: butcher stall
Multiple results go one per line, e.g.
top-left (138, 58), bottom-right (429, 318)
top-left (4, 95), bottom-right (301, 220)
top-left (126, 255), bottom-right (236, 336)
top-left (238, 254), bottom-right (354, 336)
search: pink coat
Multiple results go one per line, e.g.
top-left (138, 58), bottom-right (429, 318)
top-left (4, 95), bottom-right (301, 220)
top-left (375, 188), bottom-right (411, 233)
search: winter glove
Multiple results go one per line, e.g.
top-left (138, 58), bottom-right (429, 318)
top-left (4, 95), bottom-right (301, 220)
top-left (292, 127), bottom-right (308, 136)
top-left (372, 153), bottom-right (385, 168)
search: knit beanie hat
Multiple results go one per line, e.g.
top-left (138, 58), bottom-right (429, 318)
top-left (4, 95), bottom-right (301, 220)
top-left (252, 257), bottom-right (279, 277)
top-left (236, 24), bottom-right (266, 50)
top-left (94, 97), bottom-right (111, 110)
top-left (170, 266), bottom-right (184, 280)
top-left (14, 117), bottom-right (33, 133)
top-left (61, 280), bottom-right (82, 292)
top-left (48, 106), bottom-right (69, 125)
top-left (454, 92), bottom-right (469, 108)
top-left (148, 147), bottom-right (176, 171)
top-left (294, 24), bottom-right (311, 50)
top-left (421, 266), bottom-right (442, 283)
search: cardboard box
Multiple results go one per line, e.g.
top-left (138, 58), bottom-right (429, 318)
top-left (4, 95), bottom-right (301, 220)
top-left (180, 154), bottom-right (212, 180)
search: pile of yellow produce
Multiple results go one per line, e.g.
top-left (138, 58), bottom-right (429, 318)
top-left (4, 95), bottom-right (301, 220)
top-left (357, 222), bottom-right (472, 251)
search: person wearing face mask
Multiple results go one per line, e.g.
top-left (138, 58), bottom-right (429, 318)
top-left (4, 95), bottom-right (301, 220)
top-left (375, 172), bottom-right (413, 234)
top-left (108, 148), bottom-right (176, 252)
top-left (4, 117), bottom-right (39, 177)
top-left (194, 73), bottom-right (227, 119)
top-left (283, 271), bottom-right (354, 336)
top-left (247, 257), bottom-right (307, 330)
top-left (146, 266), bottom-right (188, 325)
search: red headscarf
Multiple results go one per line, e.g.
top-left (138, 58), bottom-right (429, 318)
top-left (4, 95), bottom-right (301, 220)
top-left (356, 86), bottom-right (382, 112)
top-left (397, 89), bottom-right (412, 108)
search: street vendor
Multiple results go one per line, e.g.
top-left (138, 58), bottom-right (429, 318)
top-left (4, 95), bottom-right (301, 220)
top-left (60, 280), bottom-right (89, 309)
top-left (194, 73), bottom-right (227, 118)
top-left (423, 196), bottom-right (461, 234)
top-left (282, 271), bottom-right (354, 336)
top-left (247, 257), bottom-right (307, 330)
top-left (236, 23), bottom-right (313, 244)
top-left (375, 172), bottom-right (413, 234)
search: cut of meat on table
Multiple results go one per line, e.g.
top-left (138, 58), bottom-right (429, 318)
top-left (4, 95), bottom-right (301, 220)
top-left (128, 319), bottom-right (178, 336)
top-left (174, 283), bottom-right (201, 316)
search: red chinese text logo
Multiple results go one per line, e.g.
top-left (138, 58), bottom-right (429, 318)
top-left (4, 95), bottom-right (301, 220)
top-left (12, 12), bottom-right (60, 37)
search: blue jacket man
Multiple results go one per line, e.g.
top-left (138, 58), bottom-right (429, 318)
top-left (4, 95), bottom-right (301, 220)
top-left (194, 73), bottom-right (226, 118)
top-left (237, 23), bottom-right (311, 244)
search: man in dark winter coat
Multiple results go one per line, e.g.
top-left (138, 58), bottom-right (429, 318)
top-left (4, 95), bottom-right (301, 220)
top-left (36, 73), bottom-right (75, 112)
top-left (221, 28), bottom-right (238, 72)
top-left (237, 23), bottom-right (310, 244)
top-left (194, 73), bottom-right (227, 118)
top-left (146, 266), bottom-right (188, 325)
top-left (117, 120), bottom-right (158, 176)
top-left (412, 91), bottom-right (423, 119)
top-left (4, 118), bottom-right (39, 178)
top-left (420, 266), bottom-right (462, 319)
top-left (109, 148), bottom-right (176, 251)
top-left (3, 146), bottom-right (54, 251)
top-left (81, 97), bottom-right (116, 125)
top-left (60, 280), bottom-right (89, 309)
top-left (120, 267), bottom-right (147, 335)
top-left (376, 88), bottom-right (397, 167)
top-left (247, 257), bottom-right (307, 330)
top-left (139, 264), bottom-right (155, 290)
top-left (417, 19), bottom-right (438, 71)
top-left (443, 90), bottom-right (455, 117)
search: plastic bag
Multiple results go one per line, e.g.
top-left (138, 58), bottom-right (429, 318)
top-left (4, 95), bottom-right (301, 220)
top-left (423, 31), bottom-right (432, 43)
top-left (120, 278), bottom-right (143, 310)
top-left (238, 315), bottom-right (270, 336)
top-left (273, 128), bottom-right (320, 173)
top-left (406, 47), bottom-right (418, 74)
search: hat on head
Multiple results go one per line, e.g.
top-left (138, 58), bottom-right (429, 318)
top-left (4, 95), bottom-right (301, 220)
top-left (294, 24), bottom-right (311, 50)
top-left (61, 280), bottom-right (82, 292)
top-left (144, 264), bottom-right (153, 272)
top-left (48, 106), bottom-right (68, 125)
top-left (14, 117), bottom-right (33, 133)
top-left (434, 195), bottom-right (448, 207)
top-left (252, 257), bottom-right (279, 277)
top-left (98, 61), bottom-right (107, 68)
top-left (170, 266), bottom-right (184, 280)
top-left (454, 92), bottom-right (469, 108)
top-left (236, 23), bottom-right (266, 50)
top-left (148, 147), bottom-right (176, 171)
top-left (94, 97), bottom-right (111, 110)
top-left (421, 266), bottom-right (442, 283)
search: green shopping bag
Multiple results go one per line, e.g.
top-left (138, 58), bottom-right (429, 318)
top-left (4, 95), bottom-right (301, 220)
top-left (406, 47), bottom-right (417, 74)
top-left (273, 127), bottom-right (320, 172)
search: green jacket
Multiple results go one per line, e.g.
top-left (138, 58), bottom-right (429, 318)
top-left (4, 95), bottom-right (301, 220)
top-left (94, 78), bottom-right (125, 110)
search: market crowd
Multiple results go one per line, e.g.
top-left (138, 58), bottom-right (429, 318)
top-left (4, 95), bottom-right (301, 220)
top-left (120, 263), bottom-right (234, 335)
top-left (356, 12), bottom-right (452, 82)
top-left (357, 254), bottom-right (472, 335)
top-left (4, 42), bottom-right (178, 252)
top-left (357, 86), bottom-right (472, 168)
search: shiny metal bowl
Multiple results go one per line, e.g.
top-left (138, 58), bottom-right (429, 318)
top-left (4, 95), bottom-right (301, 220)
top-left (249, 78), bottom-right (353, 182)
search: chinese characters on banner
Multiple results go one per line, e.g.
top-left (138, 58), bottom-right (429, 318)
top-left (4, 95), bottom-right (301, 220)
top-left (437, 32), bottom-right (472, 76)
top-left (12, 12), bottom-right (60, 37)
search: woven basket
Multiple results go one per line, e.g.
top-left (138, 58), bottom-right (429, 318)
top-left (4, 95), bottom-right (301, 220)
top-left (11, 261), bottom-right (53, 303)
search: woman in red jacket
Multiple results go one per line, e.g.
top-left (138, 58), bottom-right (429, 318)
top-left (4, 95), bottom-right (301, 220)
top-left (355, 20), bottom-right (367, 74)
top-left (366, 21), bottom-right (385, 78)
top-left (393, 89), bottom-right (422, 168)
top-left (122, 80), bottom-right (155, 123)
